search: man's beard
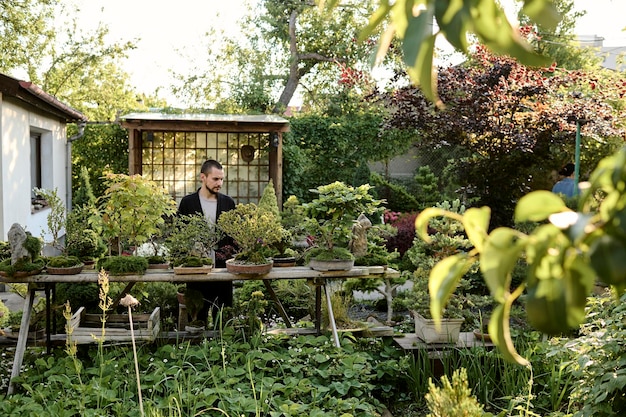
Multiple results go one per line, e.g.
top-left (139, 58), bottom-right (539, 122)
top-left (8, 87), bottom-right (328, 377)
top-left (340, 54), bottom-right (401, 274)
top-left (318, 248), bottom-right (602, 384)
top-left (206, 184), bottom-right (218, 195)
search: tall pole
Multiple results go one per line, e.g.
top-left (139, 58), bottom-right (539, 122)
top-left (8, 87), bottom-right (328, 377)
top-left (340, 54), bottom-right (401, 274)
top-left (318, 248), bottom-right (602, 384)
top-left (574, 120), bottom-right (581, 195)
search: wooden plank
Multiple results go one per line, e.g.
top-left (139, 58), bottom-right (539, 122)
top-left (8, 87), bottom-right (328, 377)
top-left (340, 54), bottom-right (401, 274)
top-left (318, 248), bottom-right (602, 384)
top-left (0, 267), bottom-right (400, 284)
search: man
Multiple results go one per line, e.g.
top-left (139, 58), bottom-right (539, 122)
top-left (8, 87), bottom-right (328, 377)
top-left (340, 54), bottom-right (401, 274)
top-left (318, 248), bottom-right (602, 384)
top-left (552, 163), bottom-right (578, 198)
top-left (178, 159), bottom-right (236, 322)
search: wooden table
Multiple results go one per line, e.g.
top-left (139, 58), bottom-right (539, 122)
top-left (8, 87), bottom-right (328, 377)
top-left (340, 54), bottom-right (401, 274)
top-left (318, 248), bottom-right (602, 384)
top-left (3, 265), bottom-right (399, 394)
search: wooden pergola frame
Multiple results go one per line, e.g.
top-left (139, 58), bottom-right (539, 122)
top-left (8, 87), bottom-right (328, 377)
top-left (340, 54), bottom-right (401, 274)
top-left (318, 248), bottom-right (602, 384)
top-left (119, 113), bottom-right (290, 207)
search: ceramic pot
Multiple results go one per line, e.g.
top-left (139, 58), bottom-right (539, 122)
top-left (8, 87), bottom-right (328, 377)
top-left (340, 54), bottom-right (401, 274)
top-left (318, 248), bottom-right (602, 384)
top-left (225, 259), bottom-right (273, 275)
top-left (412, 311), bottom-right (464, 344)
top-left (308, 258), bottom-right (354, 272)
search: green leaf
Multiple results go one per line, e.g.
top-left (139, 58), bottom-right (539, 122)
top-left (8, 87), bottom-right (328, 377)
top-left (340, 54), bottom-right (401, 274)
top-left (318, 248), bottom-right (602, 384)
top-left (462, 206), bottom-right (490, 252)
top-left (480, 227), bottom-right (524, 303)
top-left (429, 253), bottom-right (472, 322)
top-left (522, 0), bottom-right (561, 30)
top-left (472, 0), bottom-right (552, 67)
top-left (489, 303), bottom-right (530, 366)
top-left (358, 1), bottom-right (392, 42)
top-left (415, 207), bottom-right (462, 243)
top-left (434, 0), bottom-right (471, 52)
top-left (515, 191), bottom-right (569, 222)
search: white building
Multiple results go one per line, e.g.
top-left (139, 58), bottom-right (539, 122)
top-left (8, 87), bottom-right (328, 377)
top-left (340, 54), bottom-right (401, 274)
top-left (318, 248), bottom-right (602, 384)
top-left (0, 72), bottom-right (87, 246)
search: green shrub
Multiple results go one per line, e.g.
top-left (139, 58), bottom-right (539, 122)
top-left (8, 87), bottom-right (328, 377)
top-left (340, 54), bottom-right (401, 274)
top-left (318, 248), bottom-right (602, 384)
top-left (46, 256), bottom-right (82, 268)
top-left (425, 368), bottom-right (484, 417)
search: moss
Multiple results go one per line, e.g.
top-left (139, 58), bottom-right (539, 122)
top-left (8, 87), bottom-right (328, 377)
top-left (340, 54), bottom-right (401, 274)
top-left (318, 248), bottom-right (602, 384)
top-left (145, 255), bottom-right (167, 265)
top-left (46, 256), bottom-right (82, 268)
top-left (97, 256), bottom-right (148, 275)
top-left (23, 235), bottom-right (42, 259)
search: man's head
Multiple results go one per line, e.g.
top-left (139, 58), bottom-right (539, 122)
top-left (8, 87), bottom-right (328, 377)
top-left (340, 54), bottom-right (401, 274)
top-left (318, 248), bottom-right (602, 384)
top-left (200, 160), bottom-right (225, 196)
top-left (559, 163), bottom-right (575, 177)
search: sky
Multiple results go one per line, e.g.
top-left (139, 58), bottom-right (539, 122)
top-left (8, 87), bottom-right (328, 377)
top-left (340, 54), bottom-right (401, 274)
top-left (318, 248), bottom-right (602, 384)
top-left (68, 0), bottom-right (626, 108)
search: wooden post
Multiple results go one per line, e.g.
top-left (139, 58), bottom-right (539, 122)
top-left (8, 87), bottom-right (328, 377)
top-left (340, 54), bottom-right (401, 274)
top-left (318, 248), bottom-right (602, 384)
top-left (8, 286), bottom-right (36, 395)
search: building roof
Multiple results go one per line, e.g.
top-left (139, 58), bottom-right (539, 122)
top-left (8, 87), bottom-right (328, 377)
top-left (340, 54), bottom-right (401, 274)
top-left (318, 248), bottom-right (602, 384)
top-left (119, 112), bottom-right (290, 133)
top-left (0, 72), bottom-right (87, 123)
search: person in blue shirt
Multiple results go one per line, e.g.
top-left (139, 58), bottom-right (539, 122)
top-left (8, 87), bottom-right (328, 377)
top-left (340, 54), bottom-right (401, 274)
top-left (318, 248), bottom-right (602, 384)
top-left (552, 163), bottom-right (577, 197)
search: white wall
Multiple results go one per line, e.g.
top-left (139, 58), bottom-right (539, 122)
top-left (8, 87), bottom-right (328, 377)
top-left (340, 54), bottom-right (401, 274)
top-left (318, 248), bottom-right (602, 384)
top-left (0, 97), bottom-right (68, 244)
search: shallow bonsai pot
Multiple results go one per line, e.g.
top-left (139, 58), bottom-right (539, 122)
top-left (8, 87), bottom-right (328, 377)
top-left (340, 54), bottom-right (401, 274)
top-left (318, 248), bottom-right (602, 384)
top-left (225, 259), bottom-right (273, 275)
top-left (272, 256), bottom-right (296, 267)
top-left (308, 258), bottom-right (354, 272)
top-left (173, 265), bottom-right (213, 275)
top-left (46, 263), bottom-right (84, 275)
top-left (412, 311), bottom-right (464, 344)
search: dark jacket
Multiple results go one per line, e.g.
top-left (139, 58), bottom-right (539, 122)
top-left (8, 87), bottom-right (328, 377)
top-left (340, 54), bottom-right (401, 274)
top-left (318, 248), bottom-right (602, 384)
top-left (177, 189), bottom-right (236, 267)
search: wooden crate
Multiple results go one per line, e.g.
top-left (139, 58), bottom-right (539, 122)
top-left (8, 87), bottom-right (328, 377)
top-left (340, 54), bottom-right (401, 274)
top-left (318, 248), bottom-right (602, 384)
top-left (68, 306), bottom-right (160, 344)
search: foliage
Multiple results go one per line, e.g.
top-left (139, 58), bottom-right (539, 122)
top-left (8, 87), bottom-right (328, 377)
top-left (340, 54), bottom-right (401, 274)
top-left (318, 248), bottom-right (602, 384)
top-left (65, 227), bottom-right (106, 262)
top-left (72, 124), bottom-right (130, 199)
top-left (0, 241), bottom-right (10, 261)
top-left (3, 332), bottom-right (402, 416)
top-left (324, 0), bottom-right (560, 105)
top-left (238, 279), bottom-right (314, 322)
top-left (73, 166), bottom-right (97, 209)
top-left (415, 146), bottom-right (626, 366)
top-left (369, 172), bottom-right (420, 212)
top-left (258, 179), bottom-right (280, 220)
top-left (285, 113), bottom-right (414, 198)
top-left (425, 368), bottom-right (484, 417)
top-left (164, 213), bottom-right (222, 266)
top-left (217, 203), bottom-right (283, 264)
top-left (173, 0), bottom-right (383, 113)
top-left (98, 173), bottom-right (177, 255)
top-left (384, 211), bottom-right (418, 257)
top-left (1, 1), bottom-right (141, 121)
top-left (280, 195), bottom-right (308, 240)
top-left (541, 291), bottom-right (626, 416)
top-left (97, 256), bottom-right (148, 275)
top-left (304, 182), bottom-right (384, 257)
top-left (0, 300), bottom-right (9, 329)
top-left (33, 187), bottom-right (65, 252)
top-left (183, 288), bottom-right (205, 324)
top-left (381, 33), bottom-right (625, 227)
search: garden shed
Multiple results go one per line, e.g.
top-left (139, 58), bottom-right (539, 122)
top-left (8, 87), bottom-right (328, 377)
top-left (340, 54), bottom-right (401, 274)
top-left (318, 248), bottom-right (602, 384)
top-left (119, 113), bottom-right (289, 206)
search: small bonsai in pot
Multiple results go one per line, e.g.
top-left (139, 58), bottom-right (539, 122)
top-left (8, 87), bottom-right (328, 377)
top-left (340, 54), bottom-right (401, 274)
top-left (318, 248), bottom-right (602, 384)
top-left (45, 255), bottom-right (84, 275)
top-left (99, 173), bottom-right (176, 256)
top-left (217, 202), bottom-right (283, 266)
top-left (164, 213), bottom-right (221, 270)
top-left (183, 287), bottom-right (206, 330)
top-left (303, 182), bottom-right (383, 270)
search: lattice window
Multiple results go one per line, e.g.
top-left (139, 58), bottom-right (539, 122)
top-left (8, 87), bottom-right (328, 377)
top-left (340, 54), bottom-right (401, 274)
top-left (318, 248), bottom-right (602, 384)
top-left (141, 131), bottom-right (270, 205)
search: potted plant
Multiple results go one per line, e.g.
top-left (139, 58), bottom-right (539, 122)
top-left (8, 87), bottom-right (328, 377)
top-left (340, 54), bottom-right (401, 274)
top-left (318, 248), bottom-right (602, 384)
top-left (217, 202), bottom-right (283, 274)
top-left (0, 224), bottom-right (45, 278)
top-left (405, 200), bottom-right (478, 343)
top-left (98, 173), bottom-right (177, 256)
top-left (303, 182), bottom-right (384, 271)
top-left (164, 213), bottom-right (221, 274)
top-left (45, 255), bottom-right (84, 275)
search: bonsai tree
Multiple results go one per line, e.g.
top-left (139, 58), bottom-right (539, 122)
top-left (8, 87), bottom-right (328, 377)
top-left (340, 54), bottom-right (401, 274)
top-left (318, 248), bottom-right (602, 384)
top-left (217, 203), bottom-right (283, 265)
top-left (405, 200), bottom-right (478, 322)
top-left (165, 213), bottom-right (222, 267)
top-left (303, 182), bottom-right (384, 261)
top-left (98, 173), bottom-right (176, 255)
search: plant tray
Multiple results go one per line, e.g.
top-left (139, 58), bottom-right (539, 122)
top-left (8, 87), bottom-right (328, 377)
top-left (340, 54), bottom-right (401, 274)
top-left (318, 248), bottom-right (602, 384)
top-left (46, 264), bottom-right (84, 275)
top-left (68, 306), bottom-right (160, 344)
top-left (173, 265), bottom-right (213, 275)
top-left (413, 311), bottom-right (463, 344)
